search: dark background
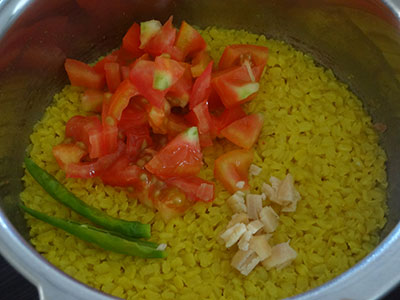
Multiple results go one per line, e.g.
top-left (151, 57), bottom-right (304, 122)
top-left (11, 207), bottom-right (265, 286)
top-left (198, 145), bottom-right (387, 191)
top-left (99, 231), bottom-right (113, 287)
top-left (1, 254), bottom-right (399, 300)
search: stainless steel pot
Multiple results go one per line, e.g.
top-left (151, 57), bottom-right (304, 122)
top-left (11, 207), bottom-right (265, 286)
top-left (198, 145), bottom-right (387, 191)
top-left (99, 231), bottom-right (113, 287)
top-left (1, 0), bottom-right (400, 299)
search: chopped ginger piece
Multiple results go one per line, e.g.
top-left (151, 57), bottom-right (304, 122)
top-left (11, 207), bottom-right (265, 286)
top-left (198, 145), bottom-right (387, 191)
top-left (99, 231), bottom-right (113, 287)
top-left (235, 221), bottom-right (264, 252)
top-left (261, 241), bottom-right (297, 270)
top-left (249, 164), bottom-right (262, 176)
top-left (262, 174), bottom-right (300, 211)
top-left (281, 199), bottom-right (297, 212)
top-left (231, 248), bottom-right (261, 276)
top-left (236, 181), bottom-right (245, 189)
top-left (227, 191), bottom-right (247, 213)
top-left (238, 230), bottom-right (252, 251)
top-left (220, 223), bottom-right (247, 248)
top-left (249, 235), bottom-right (272, 261)
top-left (247, 220), bottom-right (264, 234)
top-left (277, 174), bottom-right (300, 205)
top-left (259, 206), bottom-right (279, 233)
top-left (246, 194), bottom-right (263, 220)
top-left (227, 213), bottom-right (249, 228)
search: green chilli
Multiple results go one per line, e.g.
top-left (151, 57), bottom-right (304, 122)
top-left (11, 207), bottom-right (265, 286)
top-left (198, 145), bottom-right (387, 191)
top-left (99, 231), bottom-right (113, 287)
top-left (24, 157), bottom-right (150, 238)
top-left (20, 205), bottom-right (166, 258)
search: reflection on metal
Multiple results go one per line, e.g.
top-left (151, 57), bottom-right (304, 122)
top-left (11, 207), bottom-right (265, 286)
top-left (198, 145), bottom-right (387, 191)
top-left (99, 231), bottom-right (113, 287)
top-left (0, 1), bottom-right (399, 300)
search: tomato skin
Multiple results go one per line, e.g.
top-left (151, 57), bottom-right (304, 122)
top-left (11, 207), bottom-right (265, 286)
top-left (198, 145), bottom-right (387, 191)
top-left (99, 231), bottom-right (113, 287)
top-left (65, 141), bottom-right (125, 178)
top-left (220, 113), bottom-right (264, 149)
top-left (104, 62), bottom-right (121, 92)
top-left (52, 143), bottom-right (87, 169)
top-left (144, 16), bottom-right (176, 57)
top-left (145, 127), bottom-right (202, 178)
top-left (65, 58), bottom-right (105, 90)
top-left (175, 21), bottom-right (207, 59)
top-left (218, 44), bottom-right (269, 70)
top-left (81, 89), bottom-right (104, 112)
top-left (189, 61), bottom-right (213, 110)
top-left (130, 60), bottom-right (166, 108)
top-left (166, 176), bottom-right (215, 202)
top-left (214, 149), bottom-right (253, 194)
top-left (107, 79), bottom-right (138, 121)
top-left (122, 22), bottom-right (143, 57)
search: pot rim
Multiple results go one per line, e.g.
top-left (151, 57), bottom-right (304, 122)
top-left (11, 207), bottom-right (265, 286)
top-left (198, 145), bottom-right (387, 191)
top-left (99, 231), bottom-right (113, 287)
top-left (1, 0), bottom-right (400, 299)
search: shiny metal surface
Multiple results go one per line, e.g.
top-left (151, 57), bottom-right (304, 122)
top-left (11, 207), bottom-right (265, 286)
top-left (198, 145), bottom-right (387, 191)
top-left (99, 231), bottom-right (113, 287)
top-left (0, 0), bottom-right (400, 299)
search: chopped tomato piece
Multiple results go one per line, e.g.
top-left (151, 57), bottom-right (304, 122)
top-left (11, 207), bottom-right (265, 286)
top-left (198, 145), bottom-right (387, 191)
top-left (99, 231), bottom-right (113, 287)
top-left (191, 50), bottom-right (212, 77)
top-left (85, 116), bottom-right (118, 159)
top-left (153, 55), bottom-right (185, 91)
top-left (100, 155), bottom-right (143, 187)
top-left (144, 16), bottom-right (177, 57)
top-left (52, 143), bottom-right (87, 169)
top-left (130, 59), bottom-right (166, 108)
top-left (107, 79), bottom-right (138, 121)
top-left (100, 118), bottom-right (119, 156)
top-left (168, 46), bottom-right (185, 62)
top-left (154, 186), bottom-right (190, 222)
top-left (212, 65), bottom-right (259, 108)
top-left (218, 44), bottom-right (269, 70)
top-left (104, 62), bottom-right (121, 92)
top-left (166, 62), bottom-right (193, 107)
top-left (125, 126), bottom-right (152, 160)
top-left (189, 61), bottom-right (213, 110)
top-left (120, 66), bottom-right (130, 80)
top-left (122, 22), bottom-right (143, 57)
top-left (214, 149), bottom-right (253, 193)
top-left (191, 101), bottom-right (214, 136)
top-left (118, 105), bottom-right (148, 133)
top-left (101, 92), bottom-right (113, 126)
top-left (220, 113), bottom-right (264, 149)
top-left (166, 113), bottom-right (189, 139)
top-left (64, 58), bottom-right (105, 90)
top-left (65, 141), bottom-right (125, 178)
top-left (139, 19), bottom-right (162, 49)
top-left (175, 21), bottom-right (206, 59)
top-left (214, 105), bottom-right (247, 134)
top-left (81, 89), bottom-right (104, 112)
top-left (146, 101), bottom-right (171, 134)
top-left (145, 127), bottom-right (202, 178)
top-left (198, 132), bottom-right (213, 148)
top-left (113, 48), bottom-right (139, 66)
top-left (65, 115), bottom-right (102, 149)
top-left (65, 114), bottom-right (117, 159)
top-left (93, 53), bottom-right (118, 74)
top-left (207, 88), bottom-right (225, 111)
top-left (166, 176), bottom-right (215, 202)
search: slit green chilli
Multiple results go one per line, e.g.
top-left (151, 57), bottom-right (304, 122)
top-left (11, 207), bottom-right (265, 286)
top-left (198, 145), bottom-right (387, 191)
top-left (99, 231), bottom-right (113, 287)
top-left (20, 204), bottom-right (166, 258)
top-left (24, 157), bottom-right (151, 238)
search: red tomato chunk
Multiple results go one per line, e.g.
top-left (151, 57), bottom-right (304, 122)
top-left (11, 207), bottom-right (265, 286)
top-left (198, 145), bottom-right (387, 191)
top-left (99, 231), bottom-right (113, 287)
top-left (58, 16), bottom-right (269, 220)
